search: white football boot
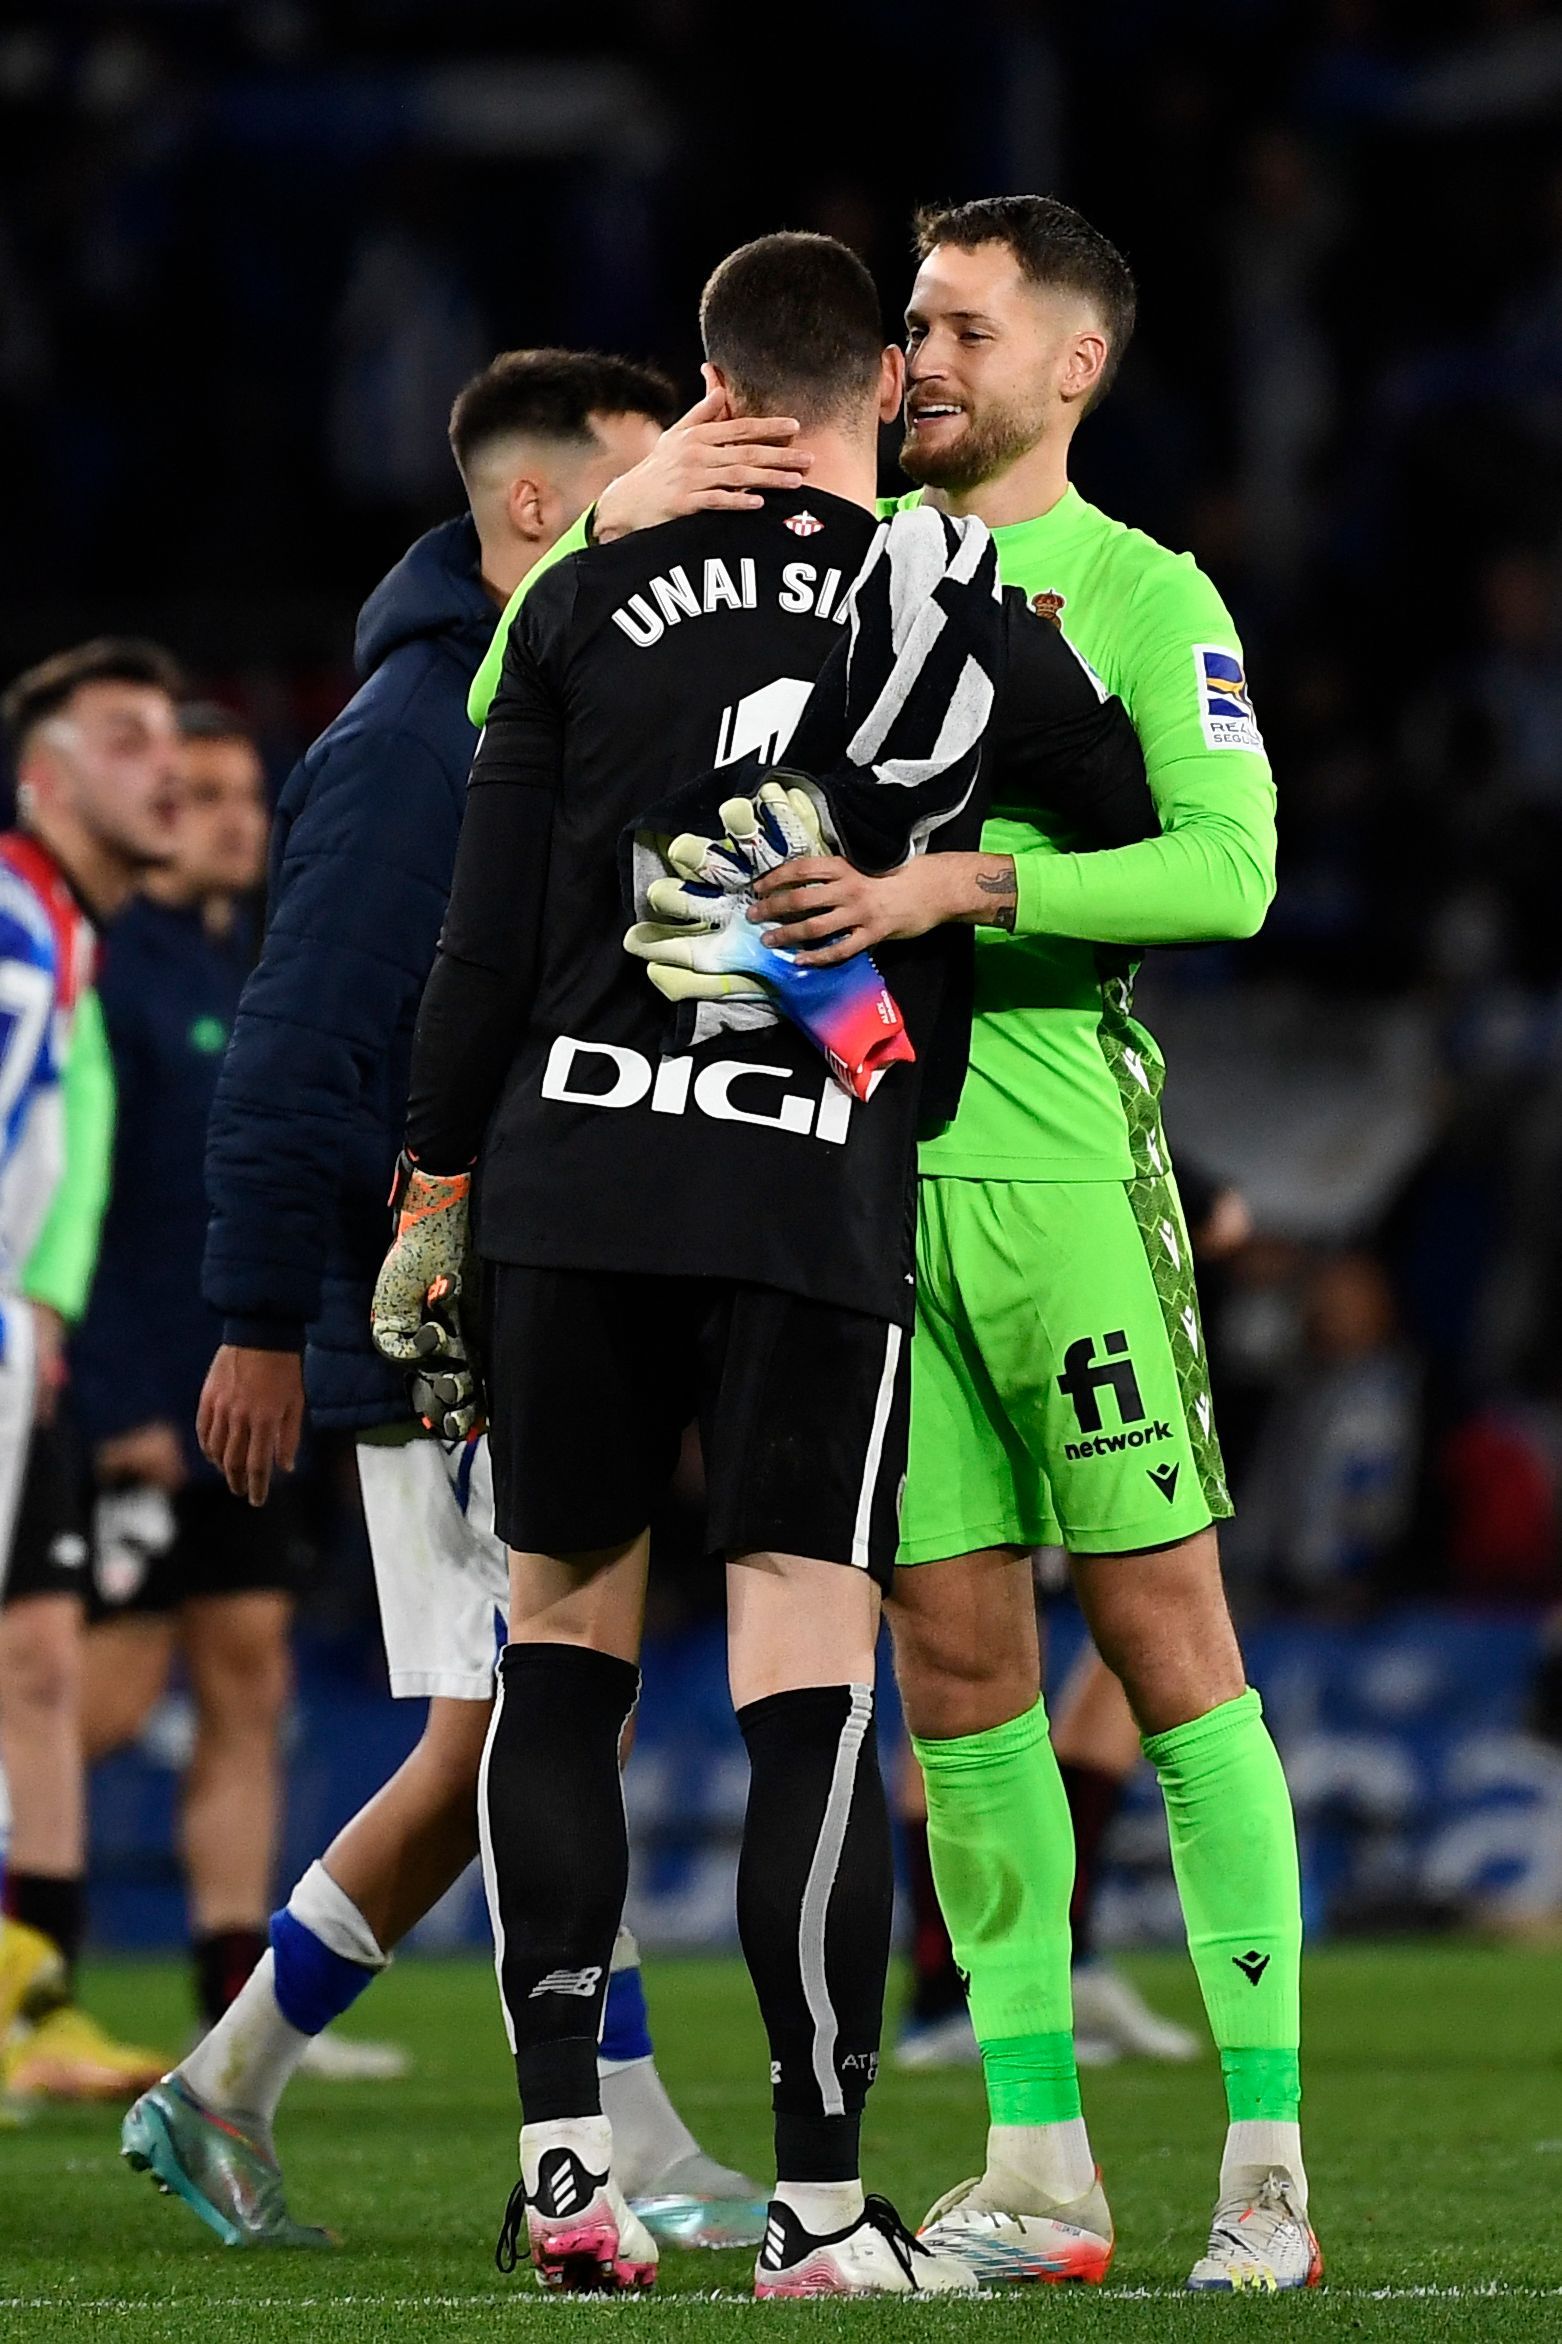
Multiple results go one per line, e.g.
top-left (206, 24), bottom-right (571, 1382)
top-left (496, 2115), bottom-right (658, 2293)
top-left (1185, 2168), bottom-right (1323, 2293)
top-left (919, 2166), bottom-right (1114, 2285)
top-left (1071, 1962), bottom-right (1200, 2064)
top-left (893, 2008), bottom-right (981, 2070)
top-left (755, 2193), bottom-right (979, 2297)
top-left (297, 2030), bottom-right (410, 2082)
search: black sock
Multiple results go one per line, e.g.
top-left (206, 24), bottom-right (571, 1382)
top-left (192, 1926), bottom-right (268, 2030)
top-left (4, 1872), bottom-right (86, 1998)
top-left (482, 1641), bottom-right (640, 2123)
top-left (1059, 1759), bottom-right (1126, 1964)
top-left (737, 1683), bottom-right (892, 2184)
top-left (902, 1814), bottom-right (964, 2023)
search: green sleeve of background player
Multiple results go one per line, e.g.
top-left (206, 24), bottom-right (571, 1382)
top-left (23, 987), bottom-right (116, 1323)
top-left (468, 510), bottom-right (594, 728)
top-left (1009, 560), bottom-right (1277, 946)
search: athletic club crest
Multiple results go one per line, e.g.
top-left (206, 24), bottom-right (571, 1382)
top-left (1031, 589), bottom-right (1067, 625)
top-left (784, 510), bottom-right (824, 537)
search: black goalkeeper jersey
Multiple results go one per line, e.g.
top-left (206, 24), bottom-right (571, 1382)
top-left (406, 489), bottom-right (1154, 1327)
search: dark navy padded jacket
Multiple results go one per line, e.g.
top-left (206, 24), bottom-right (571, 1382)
top-left (75, 897), bottom-right (252, 1474)
top-left (202, 515), bottom-right (495, 1428)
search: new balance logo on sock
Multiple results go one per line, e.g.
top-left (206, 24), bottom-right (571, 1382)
top-left (528, 1965), bottom-right (604, 1999)
top-left (1232, 1949), bottom-right (1271, 1984)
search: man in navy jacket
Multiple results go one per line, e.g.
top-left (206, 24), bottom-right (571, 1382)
top-left (75, 706), bottom-right (288, 2050)
top-left (129, 353), bottom-right (785, 2248)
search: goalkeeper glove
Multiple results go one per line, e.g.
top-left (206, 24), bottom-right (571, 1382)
top-left (626, 779), bottom-right (820, 999)
top-left (370, 1154), bottom-right (485, 1439)
top-left (625, 779), bottom-right (914, 1101)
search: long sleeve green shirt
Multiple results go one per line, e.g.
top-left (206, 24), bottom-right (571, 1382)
top-left (473, 484), bottom-right (1276, 1180)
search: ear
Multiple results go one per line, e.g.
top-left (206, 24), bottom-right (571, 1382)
top-left (505, 470), bottom-right (549, 543)
top-left (16, 740), bottom-right (60, 810)
top-left (700, 361), bottom-right (734, 417)
top-left (1060, 328), bottom-right (1109, 410)
top-left (878, 344), bottom-right (906, 423)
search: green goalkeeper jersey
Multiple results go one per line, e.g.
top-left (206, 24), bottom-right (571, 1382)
top-left (893, 485), bottom-right (1276, 1178)
top-left (471, 483), bottom-right (1276, 1181)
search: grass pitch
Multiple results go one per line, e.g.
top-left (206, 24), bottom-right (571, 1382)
top-left (1, 1946), bottom-right (1558, 2342)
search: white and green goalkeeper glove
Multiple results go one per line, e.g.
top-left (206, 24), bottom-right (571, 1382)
top-left (624, 777), bottom-right (914, 1101)
top-left (624, 778), bottom-right (823, 1006)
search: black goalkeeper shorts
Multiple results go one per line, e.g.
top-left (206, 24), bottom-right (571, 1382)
top-left (484, 1263), bottom-right (909, 1586)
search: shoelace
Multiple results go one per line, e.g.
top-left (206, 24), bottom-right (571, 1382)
top-left (495, 2179), bottom-right (528, 2274)
top-left (1208, 2175), bottom-right (1300, 2263)
top-left (862, 2195), bottom-right (931, 2287)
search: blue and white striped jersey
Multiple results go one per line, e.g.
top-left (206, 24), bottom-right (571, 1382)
top-left (0, 834), bottom-right (98, 1302)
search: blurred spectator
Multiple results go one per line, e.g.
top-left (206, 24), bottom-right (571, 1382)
top-left (1468, 552), bottom-right (1562, 989)
top-left (71, 704), bottom-right (305, 2038)
top-left (1228, 127), bottom-right (1339, 587)
top-left (1228, 1250), bottom-right (1423, 1606)
top-left (1440, 1398), bottom-right (1561, 1605)
top-left (329, 200), bottom-right (487, 517)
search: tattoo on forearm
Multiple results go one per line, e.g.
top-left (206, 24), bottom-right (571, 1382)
top-left (975, 869), bottom-right (1018, 932)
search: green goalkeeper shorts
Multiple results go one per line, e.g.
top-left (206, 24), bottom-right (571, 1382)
top-left (900, 1172), bottom-right (1232, 1565)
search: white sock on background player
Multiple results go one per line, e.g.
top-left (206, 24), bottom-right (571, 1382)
top-left (178, 1861), bottom-right (387, 2143)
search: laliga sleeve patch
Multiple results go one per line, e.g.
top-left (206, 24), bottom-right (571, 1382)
top-left (1193, 645), bottom-right (1264, 754)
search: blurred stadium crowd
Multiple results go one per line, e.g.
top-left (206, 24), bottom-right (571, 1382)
top-left (1, 0), bottom-right (1560, 2000)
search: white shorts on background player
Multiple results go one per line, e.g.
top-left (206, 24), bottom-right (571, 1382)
top-left (0, 1298), bottom-right (37, 1603)
top-left (355, 1431), bottom-right (506, 1700)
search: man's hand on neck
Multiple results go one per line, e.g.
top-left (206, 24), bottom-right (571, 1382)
top-left (589, 389), bottom-right (820, 547)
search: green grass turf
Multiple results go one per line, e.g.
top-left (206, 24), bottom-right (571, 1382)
top-left (2, 1946), bottom-right (1559, 2343)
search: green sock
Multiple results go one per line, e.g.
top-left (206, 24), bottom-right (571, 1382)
top-left (1142, 1687), bottom-right (1302, 2126)
top-left (911, 1697), bottom-right (1081, 2127)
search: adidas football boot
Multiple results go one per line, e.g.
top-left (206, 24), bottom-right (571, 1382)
top-left (755, 2193), bottom-right (978, 2297)
top-left (496, 2115), bottom-right (658, 2293)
